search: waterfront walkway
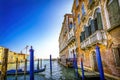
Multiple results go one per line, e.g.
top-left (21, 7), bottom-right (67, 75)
top-left (78, 69), bottom-right (100, 80)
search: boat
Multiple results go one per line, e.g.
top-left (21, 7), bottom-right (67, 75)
top-left (6, 65), bottom-right (46, 75)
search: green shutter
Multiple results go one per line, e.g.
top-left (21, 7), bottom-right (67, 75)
top-left (85, 26), bottom-right (89, 38)
top-left (94, 19), bottom-right (98, 30)
top-left (97, 13), bottom-right (103, 30)
top-left (88, 25), bottom-right (91, 36)
top-left (80, 36), bottom-right (82, 42)
top-left (81, 32), bottom-right (85, 41)
top-left (83, 31), bottom-right (85, 40)
top-left (91, 19), bottom-right (95, 34)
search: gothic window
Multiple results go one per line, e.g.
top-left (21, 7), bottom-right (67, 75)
top-left (91, 19), bottom-right (97, 34)
top-left (78, 14), bottom-right (81, 24)
top-left (80, 36), bottom-right (82, 42)
top-left (107, 0), bottom-right (120, 28)
top-left (73, 23), bottom-right (76, 31)
top-left (69, 22), bottom-right (72, 29)
top-left (84, 25), bottom-right (90, 38)
top-left (88, 18), bottom-right (92, 35)
top-left (82, 3), bottom-right (86, 16)
top-left (76, 0), bottom-right (79, 7)
top-left (94, 8), bottom-right (103, 30)
top-left (81, 31), bottom-right (85, 41)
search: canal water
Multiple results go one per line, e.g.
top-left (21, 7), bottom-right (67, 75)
top-left (7, 60), bottom-right (80, 80)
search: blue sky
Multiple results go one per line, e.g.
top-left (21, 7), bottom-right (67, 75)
top-left (0, 0), bottom-right (73, 59)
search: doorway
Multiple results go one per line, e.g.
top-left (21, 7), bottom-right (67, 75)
top-left (91, 51), bottom-right (98, 71)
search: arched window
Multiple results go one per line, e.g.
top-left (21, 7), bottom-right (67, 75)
top-left (93, 8), bottom-right (103, 30)
top-left (88, 18), bottom-right (92, 25)
top-left (76, 0), bottom-right (79, 7)
top-left (69, 22), bottom-right (73, 29)
top-left (78, 14), bottom-right (81, 24)
top-left (107, 0), bottom-right (120, 28)
top-left (82, 2), bottom-right (86, 16)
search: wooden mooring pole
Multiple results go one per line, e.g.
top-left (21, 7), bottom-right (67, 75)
top-left (40, 58), bottom-right (42, 69)
top-left (37, 59), bottom-right (39, 70)
top-left (24, 59), bottom-right (27, 75)
top-left (81, 58), bottom-right (84, 80)
top-left (0, 48), bottom-right (8, 80)
top-left (15, 58), bottom-right (18, 80)
top-left (24, 59), bottom-right (27, 80)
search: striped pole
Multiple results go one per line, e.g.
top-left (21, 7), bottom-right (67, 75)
top-left (96, 45), bottom-right (105, 80)
top-left (50, 54), bottom-right (52, 73)
top-left (29, 46), bottom-right (34, 80)
top-left (81, 58), bottom-right (84, 80)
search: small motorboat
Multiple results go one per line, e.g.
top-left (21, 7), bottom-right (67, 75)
top-left (6, 65), bottom-right (46, 75)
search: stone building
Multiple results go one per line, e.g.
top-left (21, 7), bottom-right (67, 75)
top-left (0, 46), bottom-right (29, 70)
top-left (71, 0), bottom-right (120, 79)
top-left (59, 14), bottom-right (73, 66)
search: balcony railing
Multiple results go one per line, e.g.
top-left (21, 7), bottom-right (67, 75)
top-left (81, 30), bottom-right (106, 49)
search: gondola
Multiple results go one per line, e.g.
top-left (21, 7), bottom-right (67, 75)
top-left (6, 65), bottom-right (46, 75)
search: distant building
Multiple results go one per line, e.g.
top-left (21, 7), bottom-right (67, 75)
top-left (59, 0), bottom-right (120, 79)
top-left (59, 14), bottom-right (73, 66)
top-left (0, 46), bottom-right (29, 70)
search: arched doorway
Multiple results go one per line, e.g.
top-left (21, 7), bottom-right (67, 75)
top-left (91, 51), bottom-right (98, 71)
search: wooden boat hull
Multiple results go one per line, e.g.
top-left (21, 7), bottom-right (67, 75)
top-left (6, 65), bottom-right (46, 75)
top-left (7, 68), bottom-right (45, 75)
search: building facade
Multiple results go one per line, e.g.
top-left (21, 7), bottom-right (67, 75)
top-left (59, 14), bottom-right (74, 66)
top-left (71, 0), bottom-right (120, 79)
top-left (0, 46), bottom-right (29, 70)
top-left (59, 0), bottom-right (120, 79)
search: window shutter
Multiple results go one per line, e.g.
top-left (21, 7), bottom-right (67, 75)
top-left (80, 36), bottom-right (82, 42)
top-left (83, 31), bottom-right (85, 40)
top-left (88, 25), bottom-right (91, 36)
top-left (91, 19), bottom-right (96, 34)
top-left (97, 13), bottom-right (103, 30)
top-left (94, 19), bottom-right (98, 31)
top-left (81, 32), bottom-right (85, 41)
top-left (85, 26), bottom-right (89, 38)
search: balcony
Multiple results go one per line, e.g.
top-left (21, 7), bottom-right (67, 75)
top-left (81, 30), bottom-right (107, 49)
top-left (68, 26), bottom-right (75, 45)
